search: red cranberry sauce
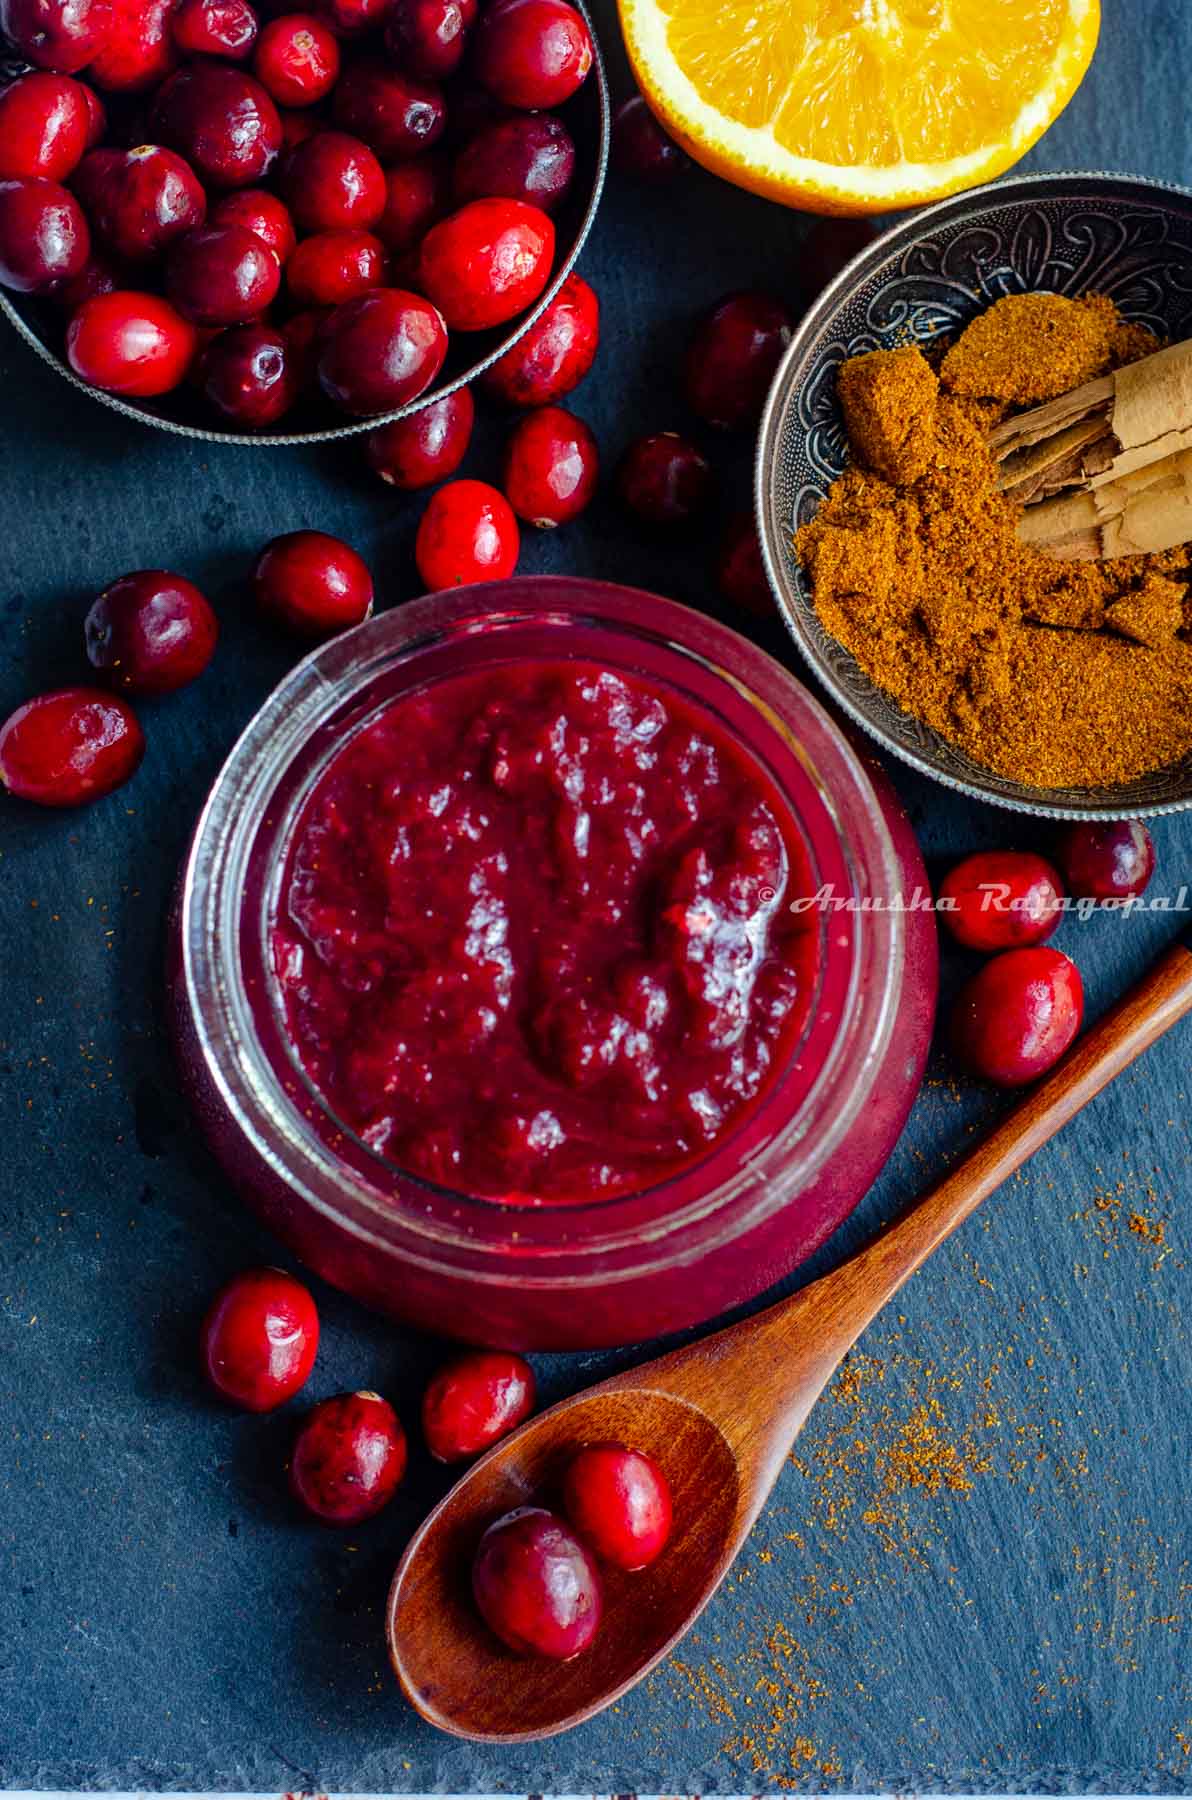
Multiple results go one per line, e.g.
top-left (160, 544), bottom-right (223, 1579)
top-left (272, 660), bottom-right (819, 1204)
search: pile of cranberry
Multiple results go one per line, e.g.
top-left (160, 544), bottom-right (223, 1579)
top-left (200, 1263), bottom-right (672, 1661)
top-left (0, 0), bottom-right (596, 426)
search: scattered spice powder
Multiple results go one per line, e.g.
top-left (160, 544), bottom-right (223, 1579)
top-left (795, 291), bottom-right (1192, 787)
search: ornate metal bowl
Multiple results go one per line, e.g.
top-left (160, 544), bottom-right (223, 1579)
top-left (756, 171), bottom-right (1192, 820)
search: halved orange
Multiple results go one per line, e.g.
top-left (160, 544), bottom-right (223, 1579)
top-left (617, 0), bottom-right (1101, 214)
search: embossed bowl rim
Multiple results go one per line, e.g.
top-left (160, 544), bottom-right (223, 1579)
top-left (756, 169), bottom-right (1192, 821)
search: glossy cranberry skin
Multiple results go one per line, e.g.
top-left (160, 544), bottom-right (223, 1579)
top-left (84, 569), bottom-right (218, 692)
top-left (67, 287), bottom-right (197, 391)
top-left (316, 0), bottom-right (389, 35)
top-left (88, 0), bottom-right (175, 91)
top-left (419, 196), bottom-right (553, 330)
top-left (286, 225), bottom-right (383, 303)
top-left (78, 78), bottom-right (104, 144)
top-left (472, 1507), bottom-right (601, 1659)
top-left (290, 1390), bottom-right (407, 1525)
top-left (254, 11), bottom-right (338, 104)
top-left (200, 322), bottom-right (297, 424)
top-left (1057, 820), bottom-right (1156, 902)
top-left (421, 1349), bottom-right (535, 1461)
top-left (0, 685), bottom-right (143, 806)
top-left (281, 129), bottom-right (384, 232)
top-left (385, 0), bottom-right (468, 78)
top-left (479, 270), bottom-right (596, 406)
top-left (562, 1443), bottom-right (673, 1570)
top-left (209, 186), bottom-right (296, 264)
top-left (318, 285), bottom-right (446, 414)
top-left (74, 143), bottom-right (206, 262)
top-left (474, 0), bottom-right (591, 109)
top-left (612, 92), bottom-right (687, 183)
top-left (365, 383), bottom-right (472, 486)
top-left (0, 0), bottom-right (110, 72)
top-left (172, 0), bottom-right (259, 57)
top-left (253, 528), bottom-right (374, 636)
top-left (415, 478), bottom-right (519, 587)
top-left (453, 111), bottom-right (573, 214)
top-left (684, 289), bottom-right (793, 430)
top-left (374, 149), bottom-right (448, 251)
top-left (615, 430), bottom-right (710, 526)
top-left (716, 509), bottom-right (772, 616)
top-left (798, 214), bottom-right (877, 300)
top-left (503, 403), bottom-right (596, 527)
top-left (199, 1267), bottom-right (318, 1411)
top-left (0, 174), bottom-right (87, 289)
top-left (939, 850), bottom-right (1064, 952)
top-left (0, 71), bottom-right (88, 179)
top-left (952, 946), bottom-right (1084, 1088)
top-left (166, 221), bottom-right (279, 325)
top-left (150, 65), bottom-right (282, 188)
top-left (331, 56), bottom-right (445, 160)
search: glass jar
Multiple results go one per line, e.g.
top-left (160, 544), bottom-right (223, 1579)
top-left (169, 577), bottom-right (937, 1349)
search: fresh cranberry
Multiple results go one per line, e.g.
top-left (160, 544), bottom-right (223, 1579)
top-left (290, 1390), bottom-right (407, 1525)
top-left (384, 0), bottom-right (466, 78)
top-left (150, 64), bottom-right (282, 188)
top-left (331, 56), bottom-right (444, 160)
top-left (473, 0), bottom-right (592, 109)
top-left (612, 92), bottom-right (688, 183)
top-left (939, 850), bottom-right (1064, 952)
top-left (418, 195), bottom-right (553, 330)
top-left (286, 225), bottom-right (383, 304)
top-left (0, 174), bottom-right (87, 289)
top-left (199, 1266), bottom-right (318, 1410)
top-left (415, 478), bottom-right (519, 587)
top-left (253, 528), bottom-right (374, 636)
top-left (502, 403), bottom-right (596, 527)
top-left (209, 186), bottom-right (296, 264)
top-left (0, 685), bottom-right (143, 806)
top-left (798, 215), bottom-right (877, 300)
top-left (73, 143), bottom-right (206, 262)
top-left (453, 111), bottom-right (573, 213)
top-left (67, 287), bottom-right (197, 392)
top-left (615, 430), bottom-right (710, 525)
top-left (561, 1443), bottom-right (673, 1570)
top-left (254, 10), bottom-right (338, 105)
top-left (374, 149), bottom-right (448, 251)
top-left (200, 323), bottom-right (297, 425)
top-left (317, 285), bottom-right (446, 414)
top-left (0, 0), bottom-right (110, 72)
top-left (952, 946), bottom-right (1084, 1088)
top-left (684, 289), bottom-right (793, 430)
top-left (281, 128), bottom-right (384, 231)
top-left (365, 383), bottom-right (472, 486)
top-left (421, 1348), bottom-right (535, 1461)
top-left (472, 1507), bottom-right (601, 1659)
top-left (0, 71), bottom-right (88, 180)
top-left (479, 269), bottom-right (596, 406)
top-left (166, 221), bottom-right (279, 325)
top-left (172, 0), bottom-right (258, 57)
top-left (716, 510), bottom-right (772, 615)
top-left (280, 301), bottom-right (326, 386)
top-left (53, 243), bottom-right (122, 308)
top-left (1057, 820), bottom-right (1156, 902)
top-left (84, 569), bottom-right (218, 692)
top-left (87, 0), bottom-right (175, 90)
top-left (315, 0), bottom-right (390, 34)
top-left (78, 78), bottom-right (104, 144)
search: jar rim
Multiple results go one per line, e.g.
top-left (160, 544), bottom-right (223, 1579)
top-left (179, 577), bottom-right (905, 1281)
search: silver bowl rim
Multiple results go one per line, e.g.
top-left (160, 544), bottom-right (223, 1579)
top-left (0, 0), bottom-right (610, 448)
top-left (755, 167), bottom-right (1192, 823)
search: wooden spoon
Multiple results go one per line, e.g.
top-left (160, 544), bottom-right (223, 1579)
top-left (386, 933), bottom-right (1192, 1744)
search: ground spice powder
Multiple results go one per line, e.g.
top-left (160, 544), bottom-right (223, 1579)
top-left (795, 292), bottom-right (1192, 788)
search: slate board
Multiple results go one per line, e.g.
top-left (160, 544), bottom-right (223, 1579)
top-left (1, 0), bottom-right (1190, 1788)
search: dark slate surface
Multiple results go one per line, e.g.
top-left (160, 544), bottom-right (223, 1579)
top-left (2, 0), bottom-right (1191, 1789)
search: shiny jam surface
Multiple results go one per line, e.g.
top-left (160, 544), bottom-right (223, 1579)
top-left (272, 660), bottom-right (820, 1203)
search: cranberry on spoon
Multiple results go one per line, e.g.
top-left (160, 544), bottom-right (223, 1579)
top-left (472, 1507), bottom-right (602, 1659)
top-left (561, 1443), bottom-right (673, 1570)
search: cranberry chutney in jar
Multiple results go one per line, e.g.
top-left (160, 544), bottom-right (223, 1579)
top-left (171, 578), bottom-right (937, 1349)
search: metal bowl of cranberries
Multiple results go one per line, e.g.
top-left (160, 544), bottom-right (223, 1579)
top-left (0, 0), bottom-right (609, 444)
